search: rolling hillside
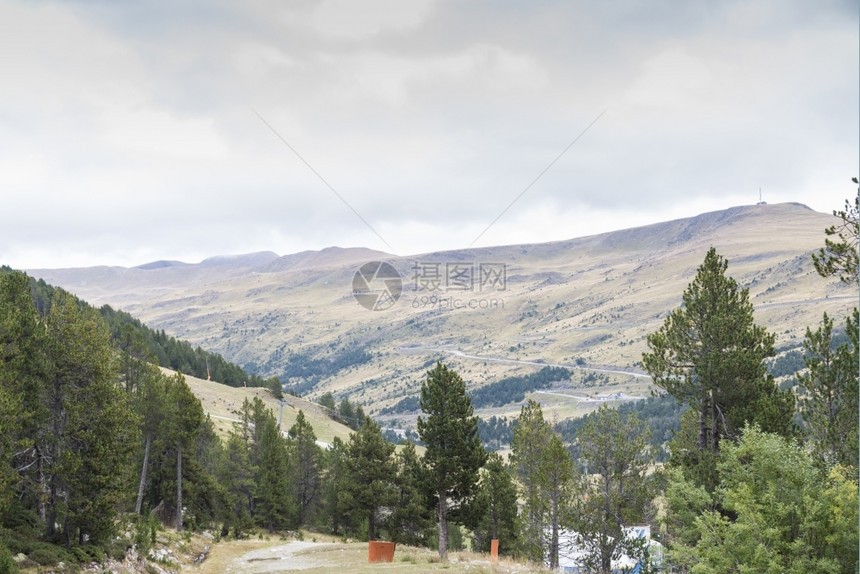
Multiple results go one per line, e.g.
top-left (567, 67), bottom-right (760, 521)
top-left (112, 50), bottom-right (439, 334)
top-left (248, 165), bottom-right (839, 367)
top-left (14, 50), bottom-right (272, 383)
top-left (174, 368), bottom-right (355, 445)
top-left (29, 202), bottom-right (855, 425)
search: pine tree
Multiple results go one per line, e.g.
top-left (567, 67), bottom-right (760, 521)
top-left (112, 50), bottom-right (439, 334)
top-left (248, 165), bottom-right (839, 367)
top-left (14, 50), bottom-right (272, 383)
top-left (389, 442), bottom-right (433, 546)
top-left (220, 433), bottom-right (256, 536)
top-left (542, 434), bottom-right (574, 570)
top-left (255, 414), bottom-right (295, 532)
top-left (471, 452), bottom-right (519, 556)
top-left (570, 406), bottom-right (653, 573)
top-left (812, 183), bottom-right (858, 283)
top-left (45, 291), bottom-right (138, 545)
top-left (342, 418), bottom-right (397, 540)
top-left (0, 382), bottom-right (16, 518)
top-left (668, 425), bottom-right (858, 573)
top-left (806, 188), bottom-right (859, 468)
top-left (164, 373), bottom-right (204, 531)
top-left (134, 365), bottom-right (169, 514)
top-left (509, 399), bottom-right (552, 562)
top-left (117, 322), bottom-right (154, 394)
top-left (338, 398), bottom-right (355, 428)
top-left (318, 391), bottom-right (336, 413)
top-left (417, 362), bottom-right (487, 560)
top-left (798, 311), bottom-right (859, 468)
top-left (287, 410), bottom-right (322, 525)
top-left (642, 247), bottom-right (793, 488)
top-left (0, 271), bottom-right (46, 519)
top-left (321, 436), bottom-right (350, 535)
top-left (510, 399), bottom-right (572, 567)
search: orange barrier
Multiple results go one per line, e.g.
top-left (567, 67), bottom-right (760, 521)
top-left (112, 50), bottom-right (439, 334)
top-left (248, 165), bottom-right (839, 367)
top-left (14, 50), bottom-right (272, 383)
top-left (490, 539), bottom-right (499, 563)
top-left (368, 540), bottom-right (396, 562)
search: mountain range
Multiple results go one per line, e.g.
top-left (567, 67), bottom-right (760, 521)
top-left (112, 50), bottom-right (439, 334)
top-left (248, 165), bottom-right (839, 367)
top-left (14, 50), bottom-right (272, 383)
top-left (28, 202), bottom-right (855, 425)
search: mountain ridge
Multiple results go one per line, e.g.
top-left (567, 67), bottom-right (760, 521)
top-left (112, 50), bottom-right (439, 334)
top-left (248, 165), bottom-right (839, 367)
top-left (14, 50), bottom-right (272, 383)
top-left (26, 202), bottom-right (853, 425)
top-left (31, 203), bottom-right (814, 276)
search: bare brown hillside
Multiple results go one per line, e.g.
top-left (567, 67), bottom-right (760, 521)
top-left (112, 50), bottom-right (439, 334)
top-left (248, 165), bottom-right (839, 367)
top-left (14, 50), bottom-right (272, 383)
top-left (29, 202), bottom-right (855, 424)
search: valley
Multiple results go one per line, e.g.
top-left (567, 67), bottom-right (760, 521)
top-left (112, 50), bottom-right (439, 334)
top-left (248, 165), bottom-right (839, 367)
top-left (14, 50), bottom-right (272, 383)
top-left (29, 202), bottom-right (855, 428)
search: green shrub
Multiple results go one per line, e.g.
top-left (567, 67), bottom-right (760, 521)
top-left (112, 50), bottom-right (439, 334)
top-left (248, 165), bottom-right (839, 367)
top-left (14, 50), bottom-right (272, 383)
top-left (0, 541), bottom-right (17, 574)
top-left (107, 539), bottom-right (129, 561)
top-left (28, 543), bottom-right (72, 566)
top-left (71, 546), bottom-right (89, 564)
top-left (83, 544), bottom-right (104, 563)
top-left (0, 506), bottom-right (39, 536)
top-left (132, 514), bottom-right (158, 554)
top-left (0, 529), bottom-right (28, 556)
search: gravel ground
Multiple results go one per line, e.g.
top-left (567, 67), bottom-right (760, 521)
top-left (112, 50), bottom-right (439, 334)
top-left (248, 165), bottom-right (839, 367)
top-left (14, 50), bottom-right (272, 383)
top-left (222, 541), bottom-right (337, 573)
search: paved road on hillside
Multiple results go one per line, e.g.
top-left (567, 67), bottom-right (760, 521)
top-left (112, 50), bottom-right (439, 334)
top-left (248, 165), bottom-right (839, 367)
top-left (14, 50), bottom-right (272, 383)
top-left (399, 346), bottom-right (651, 379)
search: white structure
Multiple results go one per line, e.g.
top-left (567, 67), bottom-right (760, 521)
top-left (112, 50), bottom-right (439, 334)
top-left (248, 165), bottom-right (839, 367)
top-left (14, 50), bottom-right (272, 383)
top-left (556, 524), bottom-right (663, 573)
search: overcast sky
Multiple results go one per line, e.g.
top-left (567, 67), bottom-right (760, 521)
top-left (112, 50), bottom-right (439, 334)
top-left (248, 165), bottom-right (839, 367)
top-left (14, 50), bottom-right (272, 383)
top-left (2, 0), bottom-right (857, 269)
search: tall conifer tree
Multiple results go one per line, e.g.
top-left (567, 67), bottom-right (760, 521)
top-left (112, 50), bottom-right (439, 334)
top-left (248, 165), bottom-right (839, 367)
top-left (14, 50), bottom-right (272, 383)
top-left (255, 415), bottom-right (295, 532)
top-left (287, 410), bottom-right (323, 524)
top-left (389, 442), bottom-right (433, 546)
top-left (164, 373), bottom-right (204, 531)
top-left (342, 418), bottom-right (396, 540)
top-left (642, 247), bottom-right (793, 487)
top-left (510, 399), bottom-right (572, 567)
top-left (798, 311), bottom-right (859, 467)
top-left (417, 362), bottom-right (487, 560)
top-left (45, 291), bottom-right (138, 545)
top-left (471, 452), bottom-right (519, 556)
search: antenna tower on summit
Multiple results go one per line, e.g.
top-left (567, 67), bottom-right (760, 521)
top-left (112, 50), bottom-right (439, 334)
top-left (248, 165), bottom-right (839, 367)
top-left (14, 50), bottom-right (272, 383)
top-left (756, 188), bottom-right (767, 205)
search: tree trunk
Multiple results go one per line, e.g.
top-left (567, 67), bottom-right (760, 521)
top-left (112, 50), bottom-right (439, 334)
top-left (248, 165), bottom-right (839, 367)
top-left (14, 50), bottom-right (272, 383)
top-left (36, 446), bottom-right (47, 523)
top-left (48, 376), bottom-right (64, 540)
top-left (176, 442), bottom-right (183, 531)
top-left (600, 521), bottom-right (611, 573)
top-left (47, 470), bottom-right (59, 540)
top-left (697, 395), bottom-right (709, 451)
top-left (602, 476), bottom-right (613, 573)
top-left (549, 501), bottom-right (559, 569)
top-left (709, 388), bottom-right (718, 450)
top-left (135, 433), bottom-right (152, 515)
top-left (438, 492), bottom-right (448, 560)
top-left (368, 510), bottom-right (376, 541)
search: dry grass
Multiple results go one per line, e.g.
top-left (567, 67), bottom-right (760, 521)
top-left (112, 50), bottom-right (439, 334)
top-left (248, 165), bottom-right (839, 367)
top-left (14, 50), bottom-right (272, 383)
top-left (188, 532), bottom-right (550, 574)
top-left (175, 369), bottom-right (355, 443)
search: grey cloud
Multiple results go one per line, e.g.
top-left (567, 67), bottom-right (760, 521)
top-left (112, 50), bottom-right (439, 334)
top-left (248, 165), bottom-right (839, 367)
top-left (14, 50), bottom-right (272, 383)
top-left (0, 0), bottom-right (856, 268)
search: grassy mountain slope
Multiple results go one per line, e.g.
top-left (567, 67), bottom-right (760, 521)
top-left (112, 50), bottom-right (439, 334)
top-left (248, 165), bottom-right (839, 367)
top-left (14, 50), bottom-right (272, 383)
top-left (29, 203), bottom-right (855, 425)
top-left (175, 368), bottom-right (354, 445)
